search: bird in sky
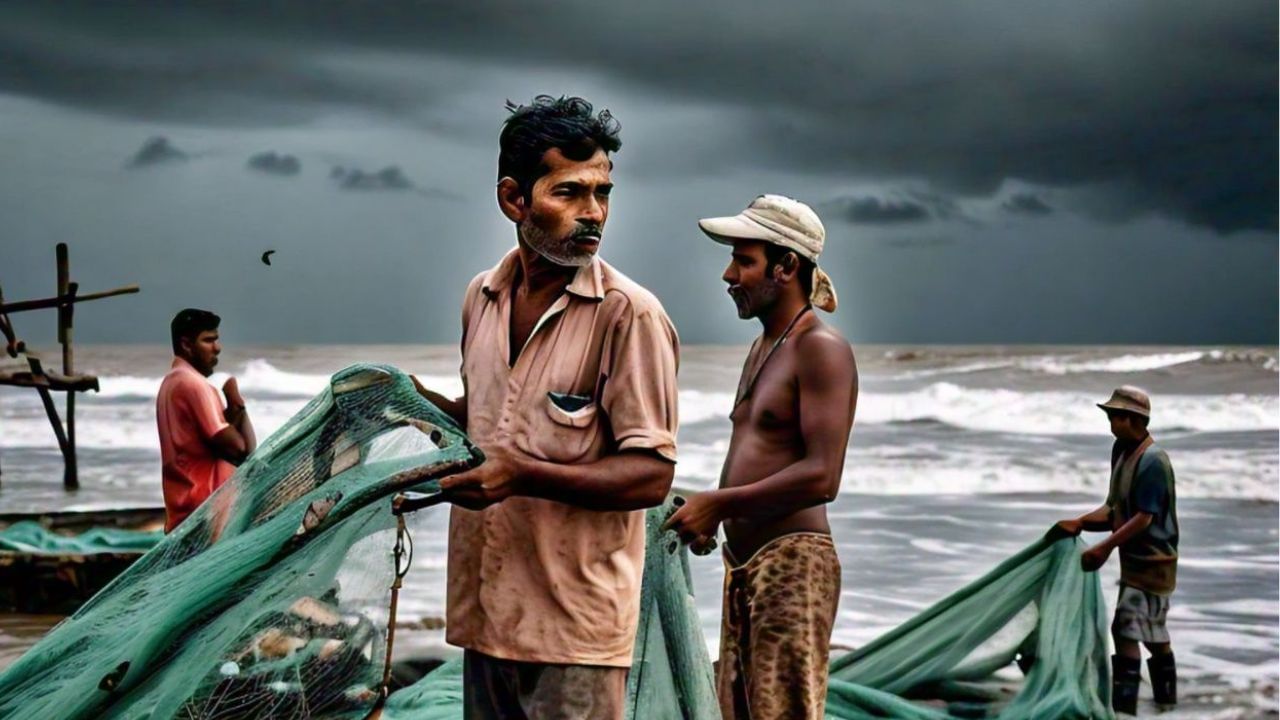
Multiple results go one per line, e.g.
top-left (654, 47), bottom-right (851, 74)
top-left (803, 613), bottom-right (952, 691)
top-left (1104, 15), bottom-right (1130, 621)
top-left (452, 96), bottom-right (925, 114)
top-left (261, 250), bottom-right (275, 266)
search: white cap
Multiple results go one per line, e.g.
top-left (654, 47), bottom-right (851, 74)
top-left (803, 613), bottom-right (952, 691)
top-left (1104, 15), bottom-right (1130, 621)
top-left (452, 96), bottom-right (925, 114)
top-left (698, 194), bottom-right (837, 312)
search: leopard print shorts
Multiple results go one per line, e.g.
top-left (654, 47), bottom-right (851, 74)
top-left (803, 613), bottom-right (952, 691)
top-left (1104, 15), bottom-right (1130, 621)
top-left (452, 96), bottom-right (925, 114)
top-left (717, 532), bottom-right (842, 720)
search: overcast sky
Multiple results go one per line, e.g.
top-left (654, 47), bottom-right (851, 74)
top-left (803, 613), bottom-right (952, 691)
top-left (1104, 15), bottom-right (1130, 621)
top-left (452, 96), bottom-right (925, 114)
top-left (0, 1), bottom-right (1275, 346)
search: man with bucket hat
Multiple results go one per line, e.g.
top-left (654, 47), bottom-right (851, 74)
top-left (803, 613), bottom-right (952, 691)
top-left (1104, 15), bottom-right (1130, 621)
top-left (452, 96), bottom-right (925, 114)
top-left (1055, 385), bottom-right (1180, 715)
top-left (664, 194), bottom-right (857, 719)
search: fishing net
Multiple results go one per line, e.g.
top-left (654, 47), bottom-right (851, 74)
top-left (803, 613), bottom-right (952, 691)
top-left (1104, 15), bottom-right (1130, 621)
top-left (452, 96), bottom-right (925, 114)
top-left (824, 533), bottom-right (1113, 719)
top-left (380, 532), bottom-right (1112, 720)
top-left (375, 504), bottom-right (720, 720)
top-left (0, 362), bottom-right (1113, 720)
top-left (0, 522), bottom-right (162, 554)
top-left (0, 364), bottom-right (483, 720)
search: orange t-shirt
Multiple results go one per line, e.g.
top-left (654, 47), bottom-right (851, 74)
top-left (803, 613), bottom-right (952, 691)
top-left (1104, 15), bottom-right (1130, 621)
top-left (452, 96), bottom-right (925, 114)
top-left (156, 357), bottom-right (233, 532)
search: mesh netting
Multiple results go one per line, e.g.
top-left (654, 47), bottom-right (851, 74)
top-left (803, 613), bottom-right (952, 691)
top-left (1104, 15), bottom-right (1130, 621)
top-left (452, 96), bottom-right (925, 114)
top-left (0, 363), bottom-right (1113, 720)
top-left (0, 522), bottom-right (162, 554)
top-left (824, 534), bottom-right (1113, 719)
top-left (381, 533), bottom-right (1112, 720)
top-left (375, 502), bottom-right (720, 720)
top-left (0, 364), bottom-right (482, 720)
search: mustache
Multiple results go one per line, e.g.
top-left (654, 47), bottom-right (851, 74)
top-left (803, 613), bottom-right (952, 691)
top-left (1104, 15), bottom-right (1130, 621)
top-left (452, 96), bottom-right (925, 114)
top-left (572, 224), bottom-right (603, 239)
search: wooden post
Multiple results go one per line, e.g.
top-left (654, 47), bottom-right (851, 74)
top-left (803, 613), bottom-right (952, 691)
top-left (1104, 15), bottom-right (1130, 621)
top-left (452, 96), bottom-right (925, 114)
top-left (26, 358), bottom-right (71, 458)
top-left (0, 285), bottom-right (139, 315)
top-left (0, 246), bottom-right (139, 494)
top-left (56, 245), bottom-right (69, 343)
top-left (56, 244), bottom-right (79, 491)
top-left (65, 283), bottom-right (79, 490)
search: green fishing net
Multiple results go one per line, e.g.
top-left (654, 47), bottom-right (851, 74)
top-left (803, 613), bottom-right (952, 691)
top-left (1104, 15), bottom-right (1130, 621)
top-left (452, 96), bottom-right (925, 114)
top-left (824, 534), bottom-right (1113, 719)
top-left (375, 506), bottom-right (720, 720)
top-left (0, 522), bottom-right (162, 554)
top-left (382, 533), bottom-right (1112, 720)
top-left (0, 363), bottom-right (1113, 720)
top-left (0, 364), bottom-right (482, 719)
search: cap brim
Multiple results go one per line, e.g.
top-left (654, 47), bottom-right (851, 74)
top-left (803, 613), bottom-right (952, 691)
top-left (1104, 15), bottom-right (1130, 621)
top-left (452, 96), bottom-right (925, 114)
top-left (1097, 401), bottom-right (1149, 417)
top-left (698, 214), bottom-right (777, 245)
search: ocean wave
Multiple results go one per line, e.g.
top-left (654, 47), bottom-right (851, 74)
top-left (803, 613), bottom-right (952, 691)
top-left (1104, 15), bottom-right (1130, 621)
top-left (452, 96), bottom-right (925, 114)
top-left (1020, 351), bottom-right (1207, 375)
top-left (90, 374), bottom-right (164, 400)
top-left (674, 441), bottom-right (1279, 501)
top-left (14, 382), bottom-right (1277, 442)
top-left (1203, 349), bottom-right (1280, 371)
top-left (886, 349), bottom-right (1277, 380)
top-left (12, 430), bottom-right (1273, 500)
top-left (678, 383), bottom-right (1277, 435)
top-left (8, 363), bottom-right (1274, 452)
top-left (678, 390), bottom-right (736, 425)
top-left (861, 384), bottom-right (1277, 435)
top-left (94, 360), bottom-right (464, 401)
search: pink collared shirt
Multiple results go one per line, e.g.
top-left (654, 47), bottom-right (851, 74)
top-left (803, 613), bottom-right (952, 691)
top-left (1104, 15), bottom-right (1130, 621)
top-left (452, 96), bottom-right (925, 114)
top-left (156, 357), bottom-right (233, 532)
top-left (446, 249), bottom-right (680, 666)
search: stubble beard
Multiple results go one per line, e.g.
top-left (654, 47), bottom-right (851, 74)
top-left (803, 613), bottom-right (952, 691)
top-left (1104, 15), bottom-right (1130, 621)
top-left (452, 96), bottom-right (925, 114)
top-left (521, 220), bottom-right (596, 268)
top-left (730, 281), bottom-right (780, 320)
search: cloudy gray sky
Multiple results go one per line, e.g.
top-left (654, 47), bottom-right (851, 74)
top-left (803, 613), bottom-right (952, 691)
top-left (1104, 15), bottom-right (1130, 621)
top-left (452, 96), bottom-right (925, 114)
top-left (1, 1), bottom-right (1275, 346)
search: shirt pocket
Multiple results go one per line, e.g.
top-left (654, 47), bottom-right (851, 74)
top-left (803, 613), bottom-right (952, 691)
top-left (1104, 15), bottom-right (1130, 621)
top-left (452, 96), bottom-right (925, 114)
top-left (523, 393), bottom-right (599, 463)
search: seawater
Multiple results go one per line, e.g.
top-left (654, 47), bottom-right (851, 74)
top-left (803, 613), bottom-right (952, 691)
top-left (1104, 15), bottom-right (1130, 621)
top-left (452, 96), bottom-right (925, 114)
top-left (0, 344), bottom-right (1276, 711)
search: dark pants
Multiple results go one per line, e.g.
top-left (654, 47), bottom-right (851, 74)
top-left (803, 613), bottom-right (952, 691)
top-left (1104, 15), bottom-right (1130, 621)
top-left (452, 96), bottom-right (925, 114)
top-left (462, 649), bottom-right (627, 720)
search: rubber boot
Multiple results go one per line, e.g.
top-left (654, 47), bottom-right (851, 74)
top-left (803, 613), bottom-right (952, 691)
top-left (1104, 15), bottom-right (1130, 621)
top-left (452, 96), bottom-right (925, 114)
top-left (1112, 654), bottom-right (1141, 715)
top-left (1148, 652), bottom-right (1177, 706)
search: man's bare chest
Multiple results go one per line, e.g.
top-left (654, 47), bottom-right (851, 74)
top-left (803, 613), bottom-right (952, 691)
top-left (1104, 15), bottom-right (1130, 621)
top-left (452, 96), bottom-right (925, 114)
top-left (730, 355), bottom-right (800, 432)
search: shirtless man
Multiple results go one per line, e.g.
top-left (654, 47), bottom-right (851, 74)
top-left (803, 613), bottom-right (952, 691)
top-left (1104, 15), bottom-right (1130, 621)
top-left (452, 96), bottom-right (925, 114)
top-left (664, 194), bottom-right (857, 720)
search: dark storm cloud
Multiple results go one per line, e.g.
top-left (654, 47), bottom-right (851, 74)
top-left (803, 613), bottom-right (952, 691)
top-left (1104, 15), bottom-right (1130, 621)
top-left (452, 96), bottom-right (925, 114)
top-left (1003, 193), bottom-right (1053, 216)
top-left (127, 136), bottom-right (187, 168)
top-left (247, 151), bottom-right (301, 176)
top-left (0, 0), bottom-right (1274, 234)
top-left (331, 165), bottom-right (414, 191)
top-left (824, 196), bottom-right (931, 224)
top-left (904, 191), bottom-right (970, 224)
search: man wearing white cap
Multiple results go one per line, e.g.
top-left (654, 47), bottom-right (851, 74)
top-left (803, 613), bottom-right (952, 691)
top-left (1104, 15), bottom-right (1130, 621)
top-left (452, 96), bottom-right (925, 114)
top-left (1055, 386), bottom-right (1180, 715)
top-left (664, 194), bottom-right (857, 719)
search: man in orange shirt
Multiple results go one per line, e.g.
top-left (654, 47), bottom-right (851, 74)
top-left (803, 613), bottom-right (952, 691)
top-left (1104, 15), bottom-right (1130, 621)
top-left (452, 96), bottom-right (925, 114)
top-left (155, 308), bottom-right (256, 532)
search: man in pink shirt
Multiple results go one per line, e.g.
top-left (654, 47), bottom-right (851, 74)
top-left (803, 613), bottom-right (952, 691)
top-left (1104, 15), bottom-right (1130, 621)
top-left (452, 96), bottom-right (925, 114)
top-left (414, 95), bottom-right (679, 719)
top-left (155, 309), bottom-right (256, 533)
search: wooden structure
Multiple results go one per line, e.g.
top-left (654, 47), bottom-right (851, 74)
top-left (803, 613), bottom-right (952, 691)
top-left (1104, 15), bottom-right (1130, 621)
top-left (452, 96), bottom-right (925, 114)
top-left (0, 243), bottom-right (138, 490)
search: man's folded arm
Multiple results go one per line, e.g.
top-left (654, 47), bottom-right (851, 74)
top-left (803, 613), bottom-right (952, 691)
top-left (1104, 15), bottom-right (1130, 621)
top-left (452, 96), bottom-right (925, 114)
top-left (184, 381), bottom-right (250, 466)
top-left (209, 425), bottom-right (250, 466)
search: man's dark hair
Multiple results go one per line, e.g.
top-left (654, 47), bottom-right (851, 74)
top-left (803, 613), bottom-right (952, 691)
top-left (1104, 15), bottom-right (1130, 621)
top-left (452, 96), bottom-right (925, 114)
top-left (498, 95), bottom-right (622, 197)
top-left (764, 243), bottom-right (815, 297)
top-left (171, 308), bottom-right (220, 355)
